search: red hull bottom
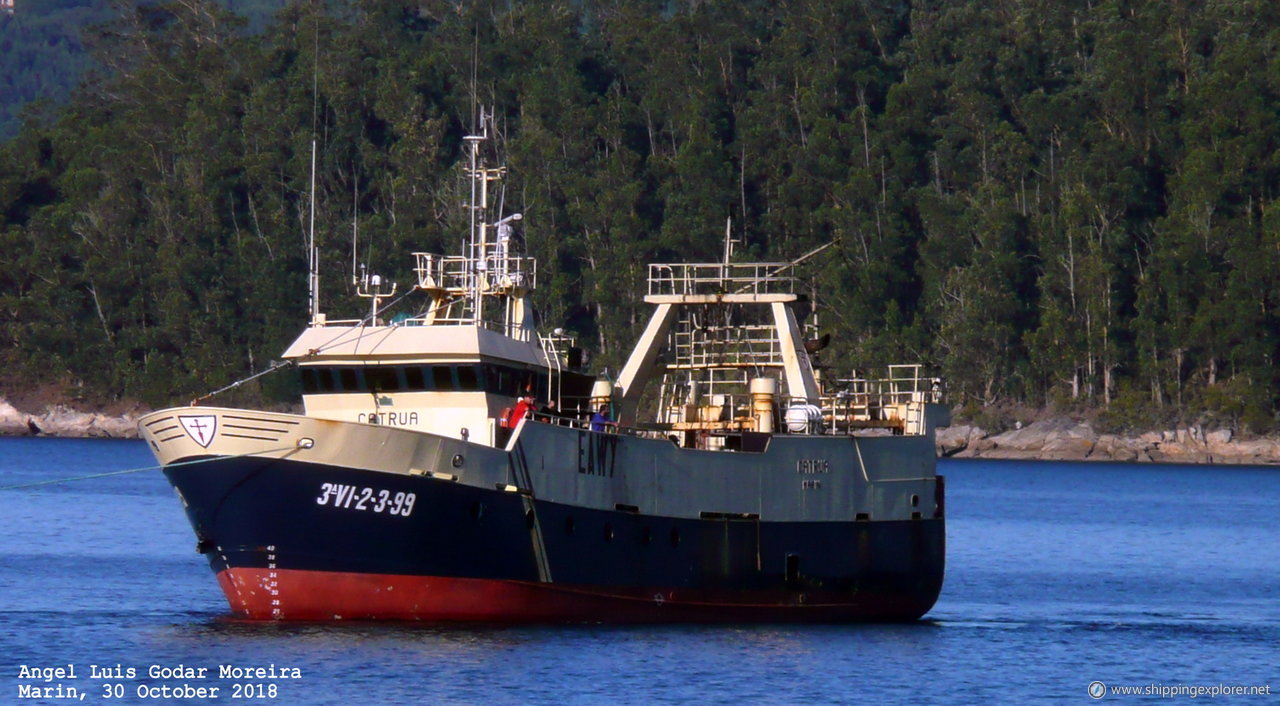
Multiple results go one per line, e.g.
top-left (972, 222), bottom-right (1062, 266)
top-left (216, 568), bottom-right (935, 623)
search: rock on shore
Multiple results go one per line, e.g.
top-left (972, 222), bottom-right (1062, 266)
top-left (936, 419), bottom-right (1280, 465)
top-left (0, 397), bottom-right (140, 439)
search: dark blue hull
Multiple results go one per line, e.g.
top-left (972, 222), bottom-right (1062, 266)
top-left (166, 456), bottom-right (944, 621)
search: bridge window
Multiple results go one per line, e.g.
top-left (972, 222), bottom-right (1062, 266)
top-left (403, 366), bottom-right (425, 390)
top-left (456, 365), bottom-right (478, 391)
top-left (484, 364), bottom-right (518, 396)
top-left (432, 365), bottom-right (454, 390)
top-left (300, 363), bottom-right (537, 394)
top-left (365, 366), bottom-right (401, 392)
top-left (338, 368), bottom-right (359, 391)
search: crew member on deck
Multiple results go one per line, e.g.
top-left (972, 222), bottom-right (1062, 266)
top-left (539, 399), bottom-right (561, 420)
top-left (590, 404), bottom-right (614, 433)
top-left (511, 395), bottom-right (535, 428)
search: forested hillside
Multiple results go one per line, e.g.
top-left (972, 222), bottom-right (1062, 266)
top-left (2, 0), bottom-right (1278, 432)
top-left (0, 0), bottom-right (286, 140)
top-left (0, 0), bottom-right (114, 140)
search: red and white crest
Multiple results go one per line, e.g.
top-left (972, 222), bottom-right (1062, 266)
top-left (179, 415), bottom-right (218, 448)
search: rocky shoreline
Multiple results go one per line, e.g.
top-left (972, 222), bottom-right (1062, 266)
top-left (0, 398), bottom-right (141, 439)
top-left (3, 397), bottom-right (1279, 464)
top-left (935, 418), bottom-right (1280, 465)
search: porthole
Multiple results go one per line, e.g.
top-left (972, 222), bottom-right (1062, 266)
top-left (670, 527), bottom-right (681, 548)
top-left (470, 502), bottom-right (484, 520)
top-left (452, 454), bottom-right (464, 468)
top-left (911, 494), bottom-right (919, 507)
top-left (603, 523), bottom-right (614, 542)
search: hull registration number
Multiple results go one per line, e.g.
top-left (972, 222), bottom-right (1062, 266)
top-left (316, 483), bottom-right (416, 517)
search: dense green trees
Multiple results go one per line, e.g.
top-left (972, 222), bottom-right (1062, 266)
top-left (2, 0), bottom-right (1279, 431)
top-left (0, 0), bottom-right (113, 141)
top-left (0, 0), bottom-right (286, 140)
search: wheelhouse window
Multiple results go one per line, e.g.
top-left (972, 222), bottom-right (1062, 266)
top-left (365, 366), bottom-right (401, 392)
top-left (339, 368), bottom-right (359, 391)
top-left (431, 365), bottom-right (453, 390)
top-left (404, 366), bottom-right (425, 391)
top-left (299, 363), bottom-right (543, 395)
top-left (300, 367), bottom-right (319, 392)
top-left (456, 365), bottom-right (479, 391)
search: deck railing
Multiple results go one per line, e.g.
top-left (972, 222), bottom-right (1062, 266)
top-left (413, 253), bottom-right (537, 293)
top-left (648, 262), bottom-right (798, 297)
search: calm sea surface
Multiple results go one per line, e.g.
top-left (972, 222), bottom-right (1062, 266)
top-left (1, 437), bottom-right (1277, 704)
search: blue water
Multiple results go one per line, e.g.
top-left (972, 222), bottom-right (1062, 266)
top-left (1, 438), bottom-right (1277, 703)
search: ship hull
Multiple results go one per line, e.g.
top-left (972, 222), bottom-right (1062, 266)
top-left (215, 568), bottom-right (939, 623)
top-left (165, 454), bottom-right (944, 623)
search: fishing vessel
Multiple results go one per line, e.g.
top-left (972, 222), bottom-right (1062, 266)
top-left (138, 113), bottom-right (949, 622)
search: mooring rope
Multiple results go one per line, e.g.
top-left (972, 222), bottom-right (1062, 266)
top-left (0, 444), bottom-right (298, 491)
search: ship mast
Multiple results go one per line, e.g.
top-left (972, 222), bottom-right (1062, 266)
top-left (410, 109), bottom-right (537, 341)
top-left (306, 23), bottom-right (322, 326)
top-left (307, 138), bottom-right (320, 325)
top-left (463, 111), bottom-right (484, 316)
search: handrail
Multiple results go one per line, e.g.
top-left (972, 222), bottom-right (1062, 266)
top-left (413, 253), bottom-right (537, 289)
top-left (647, 262), bottom-right (799, 296)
